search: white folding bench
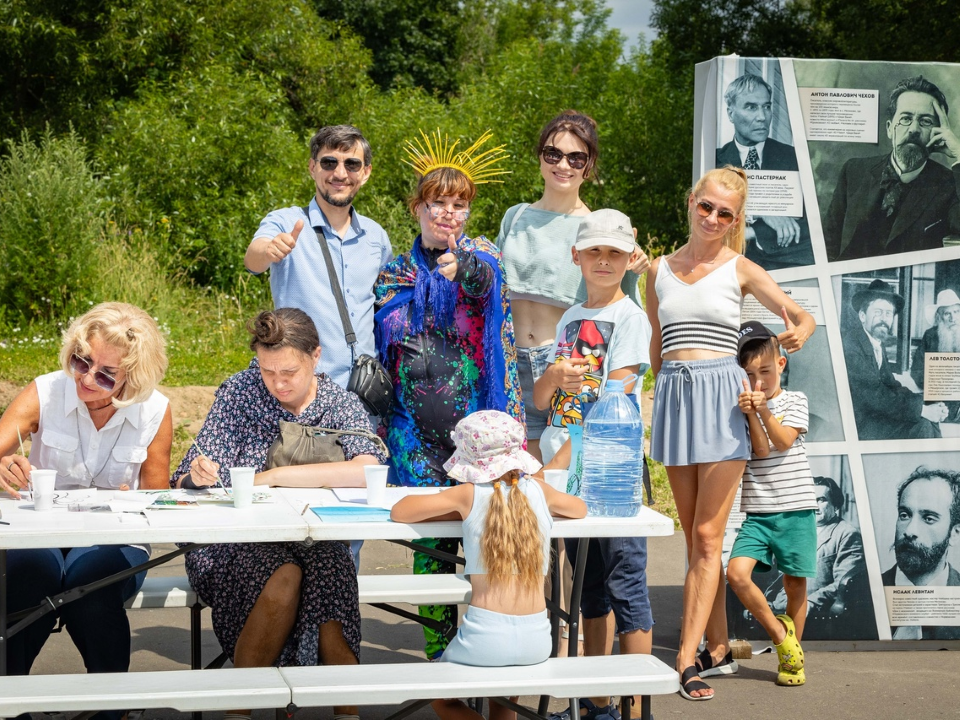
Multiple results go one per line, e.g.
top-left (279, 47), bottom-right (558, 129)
top-left (282, 655), bottom-right (678, 720)
top-left (126, 574), bottom-right (473, 668)
top-left (0, 667), bottom-right (291, 719)
top-left (0, 656), bottom-right (677, 720)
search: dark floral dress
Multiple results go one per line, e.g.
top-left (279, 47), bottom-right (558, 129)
top-left (171, 360), bottom-right (386, 665)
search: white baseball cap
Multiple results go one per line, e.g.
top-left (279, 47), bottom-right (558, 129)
top-left (574, 209), bottom-right (637, 253)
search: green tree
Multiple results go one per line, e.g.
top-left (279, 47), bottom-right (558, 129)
top-left (97, 64), bottom-right (307, 289)
top-left (0, 130), bottom-right (105, 321)
top-left (805, 0), bottom-right (959, 63)
top-left (651, 0), bottom-right (828, 72)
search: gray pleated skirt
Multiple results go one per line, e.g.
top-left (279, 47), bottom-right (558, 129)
top-left (650, 356), bottom-right (750, 466)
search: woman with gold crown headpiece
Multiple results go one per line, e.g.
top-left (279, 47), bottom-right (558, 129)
top-left (374, 129), bottom-right (523, 660)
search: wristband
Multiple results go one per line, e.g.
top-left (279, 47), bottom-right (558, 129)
top-left (180, 473), bottom-right (200, 490)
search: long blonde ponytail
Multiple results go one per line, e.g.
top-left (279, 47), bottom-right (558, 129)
top-left (481, 470), bottom-right (545, 591)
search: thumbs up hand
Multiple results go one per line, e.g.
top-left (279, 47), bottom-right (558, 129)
top-left (437, 233), bottom-right (460, 281)
top-left (265, 219), bottom-right (302, 264)
top-left (738, 379), bottom-right (767, 414)
top-left (777, 306), bottom-right (810, 353)
top-left (738, 379), bottom-right (755, 415)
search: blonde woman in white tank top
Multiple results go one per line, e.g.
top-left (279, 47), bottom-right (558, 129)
top-left (645, 168), bottom-right (815, 701)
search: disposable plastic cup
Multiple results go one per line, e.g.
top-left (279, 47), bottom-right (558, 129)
top-left (364, 465), bottom-right (390, 507)
top-left (543, 469), bottom-right (569, 494)
top-left (31, 469), bottom-right (57, 511)
top-left (230, 467), bottom-right (256, 509)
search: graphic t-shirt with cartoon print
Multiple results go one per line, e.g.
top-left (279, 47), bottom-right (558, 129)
top-left (539, 296), bottom-right (651, 464)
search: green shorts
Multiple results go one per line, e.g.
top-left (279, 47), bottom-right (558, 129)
top-left (730, 510), bottom-right (816, 578)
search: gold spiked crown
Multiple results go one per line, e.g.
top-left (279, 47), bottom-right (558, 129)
top-left (404, 129), bottom-right (510, 184)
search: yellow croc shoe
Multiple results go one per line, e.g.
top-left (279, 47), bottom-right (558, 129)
top-left (774, 614), bottom-right (804, 673)
top-left (777, 667), bottom-right (806, 686)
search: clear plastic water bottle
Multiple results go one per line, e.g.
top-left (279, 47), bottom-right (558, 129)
top-left (581, 377), bottom-right (644, 517)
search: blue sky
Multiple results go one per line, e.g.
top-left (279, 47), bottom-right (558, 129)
top-left (606, 0), bottom-right (656, 51)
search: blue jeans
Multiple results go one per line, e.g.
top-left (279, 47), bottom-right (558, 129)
top-left (566, 536), bottom-right (654, 634)
top-left (6, 545), bottom-right (148, 720)
top-left (516, 344), bottom-right (553, 438)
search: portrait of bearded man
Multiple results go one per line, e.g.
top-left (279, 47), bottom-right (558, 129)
top-left (910, 288), bottom-right (960, 425)
top-left (881, 467), bottom-right (960, 640)
top-left (842, 279), bottom-right (948, 440)
top-left (824, 75), bottom-right (960, 262)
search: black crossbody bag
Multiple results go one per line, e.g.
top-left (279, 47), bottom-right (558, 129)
top-left (305, 209), bottom-right (393, 417)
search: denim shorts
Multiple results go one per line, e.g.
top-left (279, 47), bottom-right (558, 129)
top-left (441, 605), bottom-right (551, 666)
top-left (516, 344), bottom-right (553, 438)
top-left (566, 536), bottom-right (654, 634)
top-left (730, 510), bottom-right (817, 577)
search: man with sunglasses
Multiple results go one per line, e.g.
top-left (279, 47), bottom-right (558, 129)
top-left (825, 75), bottom-right (960, 262)
top-left (245, 124), bottom-right (393, 392)
top-left (716, 73), bottom-right (813, 269)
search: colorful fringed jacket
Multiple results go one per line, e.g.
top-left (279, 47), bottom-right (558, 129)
top-left (374, 234), bottom-right (523, 487)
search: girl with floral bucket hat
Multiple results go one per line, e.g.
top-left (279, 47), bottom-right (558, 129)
top-left (392, 410), bottom-right (586, 720)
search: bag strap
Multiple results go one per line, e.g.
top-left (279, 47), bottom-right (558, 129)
top-left (498, 203), bottom-right (530, 252)
top-left (303, 206), bottom-right (357, 362)
top-left (311, 425), bottom-right (389, 456)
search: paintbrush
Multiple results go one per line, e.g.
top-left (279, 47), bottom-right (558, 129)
top-left (192, 440), bottom-right (224, 492)
top-left (13, 426), bottom-right (29, 494)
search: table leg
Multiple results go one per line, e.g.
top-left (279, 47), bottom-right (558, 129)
top-left (565, 537), bottom-right (589, 718)
top-left (640, 695), bottom-right (651, 720)
top-left (537, 537), bottom-right (589, 720)
top-left (5, 543), bottom-right (207, 650)
top-left (549, 538), bottom-right (562, 656)
top-left (1, 548), bottom-right (7, 675)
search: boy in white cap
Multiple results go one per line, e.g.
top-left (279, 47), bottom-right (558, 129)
top-left (533, 209), bottom-right (653, 720)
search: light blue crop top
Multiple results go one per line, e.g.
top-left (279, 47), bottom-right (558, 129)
top-left (461, 477), bottom-right (553, 577)
top-left (496, 204), bottom-right (643, 308)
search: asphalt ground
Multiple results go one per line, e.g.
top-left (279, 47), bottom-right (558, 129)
top-left (28, 534), bottom-right (960, 720)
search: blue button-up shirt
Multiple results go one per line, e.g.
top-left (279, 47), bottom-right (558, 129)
top-left (251, 199), bottom-right (393, 389)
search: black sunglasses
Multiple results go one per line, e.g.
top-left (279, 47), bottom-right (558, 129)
top-left (541, 146), bottom-right (589, 170)
top-left (695, 200), bottom-right (737, 226)
top-left (316, 156), bottom-right (365, 173)
top-left (70, 354), bottom-right (118, 392)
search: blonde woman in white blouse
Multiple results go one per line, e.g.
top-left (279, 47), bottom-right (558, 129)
top-left (0, 302), bottom-right (171, 720)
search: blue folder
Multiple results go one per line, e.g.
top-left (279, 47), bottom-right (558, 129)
top-left (311, 506), bottom-right (392, 523)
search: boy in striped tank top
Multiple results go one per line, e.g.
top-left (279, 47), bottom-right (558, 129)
top-left (726, 321), bottom-right (816, 687)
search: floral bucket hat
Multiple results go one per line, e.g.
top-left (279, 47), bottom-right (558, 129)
top-left (443, 410), bottom-right (542, 484)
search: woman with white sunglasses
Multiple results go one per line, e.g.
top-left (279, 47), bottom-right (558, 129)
top-left (0, 301), bottom-right (171, 720)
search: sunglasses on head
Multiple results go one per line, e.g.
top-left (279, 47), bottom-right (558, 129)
top-left (541, 146), bottom-right (589, 170)
top-left (695, 200), bottom-right (737, 226)
top-left (70, 354), bottom-right (118, 393)
top-left (316, 156), bottom-right (365, 173)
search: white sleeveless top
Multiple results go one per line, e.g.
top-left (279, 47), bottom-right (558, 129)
top-left (31, 371), bottom-right (169, 490)
top-left (655, 256), bottom-right (742, 356)
top-left (462, 477), bottom-right (553, 577)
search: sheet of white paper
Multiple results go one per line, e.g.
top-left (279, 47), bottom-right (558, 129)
top-left (108, 493), bottom-right (157, 513)
top-left (332, 486), bottom-right (441, 508)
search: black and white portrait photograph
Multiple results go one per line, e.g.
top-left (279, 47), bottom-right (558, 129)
top-left (863, 452), bottom-right (960, 640)
top-left (795, 61), bottom-right (960, 262)
top-left (726, 456), bottom-right (878, 641)
top-left (715, 57), bottom-right (814, 269)
top-left (835, 259), bottom-right (960, 441)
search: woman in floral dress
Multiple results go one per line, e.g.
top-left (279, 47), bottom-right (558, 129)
top-left (172, 307), bottom-right (386, 720)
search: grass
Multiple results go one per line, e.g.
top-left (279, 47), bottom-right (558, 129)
top-left (0, 240), bottom-right (681, 517)
top-left (647, 459), bottom-right (679, 527)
